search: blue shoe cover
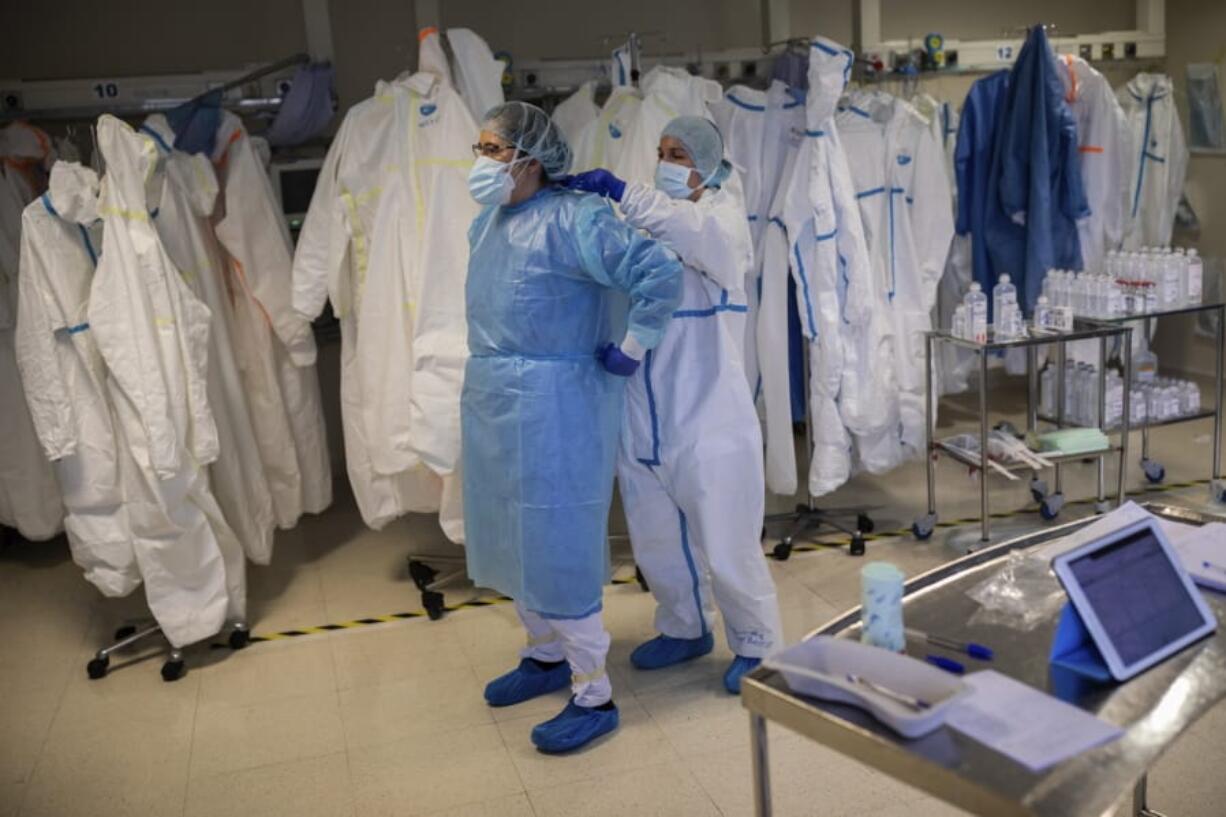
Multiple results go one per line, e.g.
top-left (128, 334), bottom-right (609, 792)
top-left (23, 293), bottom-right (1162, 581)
top-left (630, 632), bottom-right (714, 670)
top-left (484, 658), bottom-right (570, 707)
top-left (723, 655), bottom-right (762, 694)
top-left (530, 698), bottom-right (619, 753)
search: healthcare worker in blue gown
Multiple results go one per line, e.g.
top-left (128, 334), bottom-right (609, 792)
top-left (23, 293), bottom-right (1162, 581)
top-left (463, 101), bottom-right (682, 753)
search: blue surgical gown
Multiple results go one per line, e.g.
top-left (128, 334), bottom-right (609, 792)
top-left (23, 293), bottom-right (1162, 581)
top-left (985, 26), bottom-right (1089, 312)
top-left (955, 70), bottom-right (1010, 309)
top-left (461, 187), bottom-right (682, 619)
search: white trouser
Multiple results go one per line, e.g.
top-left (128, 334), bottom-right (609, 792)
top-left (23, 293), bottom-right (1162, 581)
top-left (516, 602), bottom-right (612, 707)
top-left (617, 455), bottom-right (782, 659)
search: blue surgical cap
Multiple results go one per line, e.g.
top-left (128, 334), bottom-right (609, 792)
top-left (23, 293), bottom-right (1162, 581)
top-left (661, 116), bottom-right (731, 188)
top-left (482, 100), bottom-right (572, 179)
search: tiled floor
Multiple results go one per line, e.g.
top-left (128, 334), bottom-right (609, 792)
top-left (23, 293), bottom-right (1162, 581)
top-left (3, 383), bottom-right (1226, 816)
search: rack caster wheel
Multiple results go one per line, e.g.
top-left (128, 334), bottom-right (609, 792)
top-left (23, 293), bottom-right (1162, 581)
top-left (1094, 500), bottom-right (1112, 514)
top-left (1029, 477), bottom-right (1049, 505)
top-left (1142, 459), bottom-right (1165, 484)
top-left (856, 513), bottom-right (874, 534)
top-left (228, 627), bottom-right (250, 650)
top-left (772, 540), bottom-right (794, 561)
top-left (87, 656), bottom-right (109, 680)
top-left (1211, 480), bottom-right (1226, 505)
top-left (1040, 493), bottom-right (1065, 521)
top-left (161, 660), bottom-right (186, 683)
top-left (422, 590), bottom-right (446, 621)
top-left (113, 625), bottom-right (137, 641)
top-left (911, 514), bottom-right (936, 541)
top-left (849, 534), bottom-right (866, 557)
top-left (634, 566), bottom-right (650, 593)
top-left (408, 559), bottom-right (438, 591)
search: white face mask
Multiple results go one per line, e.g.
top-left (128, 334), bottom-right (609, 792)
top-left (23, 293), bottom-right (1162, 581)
top-left (654, 160), bottom-right (696, 199)
top-left (468, 155), bottom-right (517, 205)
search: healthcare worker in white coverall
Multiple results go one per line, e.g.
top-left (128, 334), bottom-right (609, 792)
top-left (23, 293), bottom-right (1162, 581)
top-left (464, 102), bottom-right (682, 753)
top-left (565, 116), bottom-right (783, 694)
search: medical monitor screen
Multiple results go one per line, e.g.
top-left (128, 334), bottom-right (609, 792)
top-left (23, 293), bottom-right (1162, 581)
top-left (1067, 527), bottom-right (1207, 666)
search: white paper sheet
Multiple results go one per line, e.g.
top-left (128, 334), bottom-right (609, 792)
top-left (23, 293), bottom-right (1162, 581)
top-left (946, 671), bottom-right (1123, 772)
top-left (1164, 521), bottom-right (1226, 593)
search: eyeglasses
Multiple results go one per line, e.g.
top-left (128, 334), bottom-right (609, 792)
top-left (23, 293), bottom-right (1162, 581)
top-left (472, 142), bottom-right (515, 159)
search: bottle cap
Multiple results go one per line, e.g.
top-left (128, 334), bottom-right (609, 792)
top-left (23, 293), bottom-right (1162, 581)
top-left (999, 273), bottom-right (1011, 283)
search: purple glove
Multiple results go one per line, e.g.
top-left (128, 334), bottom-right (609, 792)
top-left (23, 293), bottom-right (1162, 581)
top-left (561, 169), bottom-right (627, 202)
top-left (598, 342), bottom-right (640, 376)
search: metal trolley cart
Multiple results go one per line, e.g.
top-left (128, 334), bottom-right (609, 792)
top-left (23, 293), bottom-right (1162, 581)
top-left (913, 321), bottom-right (1133, 546)
top-left (1049, 302), bottom-right (1225, 499)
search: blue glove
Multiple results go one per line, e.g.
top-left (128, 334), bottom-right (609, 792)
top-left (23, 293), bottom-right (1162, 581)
top-left (598, 343), bottom-right (640, 376)
top-left (561, 169), bottom-right (627, 202)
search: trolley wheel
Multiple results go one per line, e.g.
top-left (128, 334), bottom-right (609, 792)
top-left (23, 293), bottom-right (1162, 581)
top-left (856, 513), bottom-right (874, 534)
top-left (86, 656), bottom-right (109, 680)
top-left (228, 628), bottom-right (251, 650)
top-left (161, 659), bottom-right (186, 683)
top-left (1094, 500), bottom-right (1112, 515)
top-left (1029, 477), bottom-right (1049, 505)
top-left (1040, 493), bottom-right (1065, 521)
top-left (911, 514), bottom-right (936, 541)
top-left (1142, 459), bottom-right (1165, 484)
top-left (849, 534), bottom-right (866, 557)
top-left (408, 559), bottom-right (439, 591)
top-left (634, 566), bottom-right (650, 593)
top-left (1212, 480), bottom-right (1226, 505)
top-left (113, 625), bottom-right (137, 641)
top-left (772, 540), bottom-right (794, 561)
top-left (423, 590), bottom-right (446, 621)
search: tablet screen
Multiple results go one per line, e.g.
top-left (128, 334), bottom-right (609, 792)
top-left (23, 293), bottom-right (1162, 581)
top-left (1067, 526), bottom-right (1208, 665)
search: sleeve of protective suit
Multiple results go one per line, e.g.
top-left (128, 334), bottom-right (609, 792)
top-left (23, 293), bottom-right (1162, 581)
top-left (953, 101), bottom-right (976, 236)
top-left (571, 195), bottom-right (683, 354)
top-left (14, 225), bottom-right (77, 459)
top-left (1165, 111), bottom-right (1189, 245)
top-left (909, 128), bottom-right (955, 312)
top-left (215, 126), bottom-right (318, 367)
top-left (617, 182), bottom-right (752, 291)
top-left (292, 115), bottom-right (351, 321)
top-left (828, 129), bottom-right (874, 325)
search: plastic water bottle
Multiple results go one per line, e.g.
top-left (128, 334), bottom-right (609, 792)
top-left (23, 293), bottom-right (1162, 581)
top-left (951, 304), bottom-right (968, 340)
top-left (1187, 249), bottom-right (1203, 304)
top-left (1161, 249), bottom-right (1180, 308)
top-left (965, 282), bottom-right (988, 343)
top-left (1034, 295), bottom-right (1052, 332)
top-left (993, 274), bottom-right (1018, 338)
top-left (1136, 344), bottom-right (1158, 383)
top-left (1105, 274), bottom-right (1122, 317)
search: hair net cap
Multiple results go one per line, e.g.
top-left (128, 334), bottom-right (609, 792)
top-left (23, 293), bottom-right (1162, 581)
top-left (482, 100), bottom-right (572, 179)
top-left (661, 116), bottom-right (731, 188)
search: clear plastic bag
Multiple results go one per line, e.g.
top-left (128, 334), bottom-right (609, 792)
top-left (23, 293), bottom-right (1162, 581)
top-left (1187, 63), bottom-right (1225, 150)
top-left (966, 551), bottom-right (1066, 631)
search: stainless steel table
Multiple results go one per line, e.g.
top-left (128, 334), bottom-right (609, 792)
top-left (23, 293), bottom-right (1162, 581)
top-left (743, 503), bottom-right (1226, 817)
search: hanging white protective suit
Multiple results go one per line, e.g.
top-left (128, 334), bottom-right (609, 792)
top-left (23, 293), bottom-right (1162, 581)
top-left (213, 112), bottom-right (333, 521)
top-left (445, 28), bottom-right (506, 123)
top-left (710, 81), bottom-right (806, 399)
top-left (615, 180), bottom-right (781, 658)
top-left (551, 80), bottom-right (600, 148)
top-left (1059, 56), bottom-right (1131, 272)
top-left (293, 69), bottom-right (474, 538)
top-left (761, 38), bottom-right (876, 496)
top-left (571, 86), bottom-right (644, 179)
top-left (87, 115), bottom-right (239, 647)
top-left (1118, 73), bottom-right (1187, 251)
top-left (838, 90), bottom-right (954, 469)
top-left (139, 119), bottom-right (278, 565)
top-left (16, 162), bottom-right (135, 592)
top-left (0, 124), bottom-right (64, 540)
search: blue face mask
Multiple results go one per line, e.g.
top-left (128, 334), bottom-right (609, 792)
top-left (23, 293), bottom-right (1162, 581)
top-left (654, 161), bottom-right (696, 199)
top-left (468, 155), bottom-right (516, 205)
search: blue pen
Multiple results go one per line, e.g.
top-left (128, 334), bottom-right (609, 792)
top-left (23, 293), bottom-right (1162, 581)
top-left (926, 655), bottom-right (965, 675)
top-left (906, 627), bottom-right (994, 660)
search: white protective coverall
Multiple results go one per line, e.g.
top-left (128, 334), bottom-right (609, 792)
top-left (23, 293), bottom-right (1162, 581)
top-left (293, 68), bottom-right (474, 537)
top-left (710, 81), bottom-right (806, 399)
top-left (212, 112), bottom-right (333, 522)
top-left (615, 180), bottom-right (782, 658)
top-left (759, 37), bottom-right (876, 496)
top-left (445, 28), bottom-right (506, 124)
top-left (1, 125), bottom-right (64, 540)
top-left (16, 163), bottom-right (135, 592)
top-left (551, 80), bottom-right (600, 148)
top-left (140, 119), bottom-right (279, 564)
top-left (1060, 56), bottom-right (1132, 272)
top-left (87, 115), bottom-right (239, 647)
top-left (1118, 73), bottom-right (1188, 251)
top-left (838, 90), bottom-right (954, 470)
